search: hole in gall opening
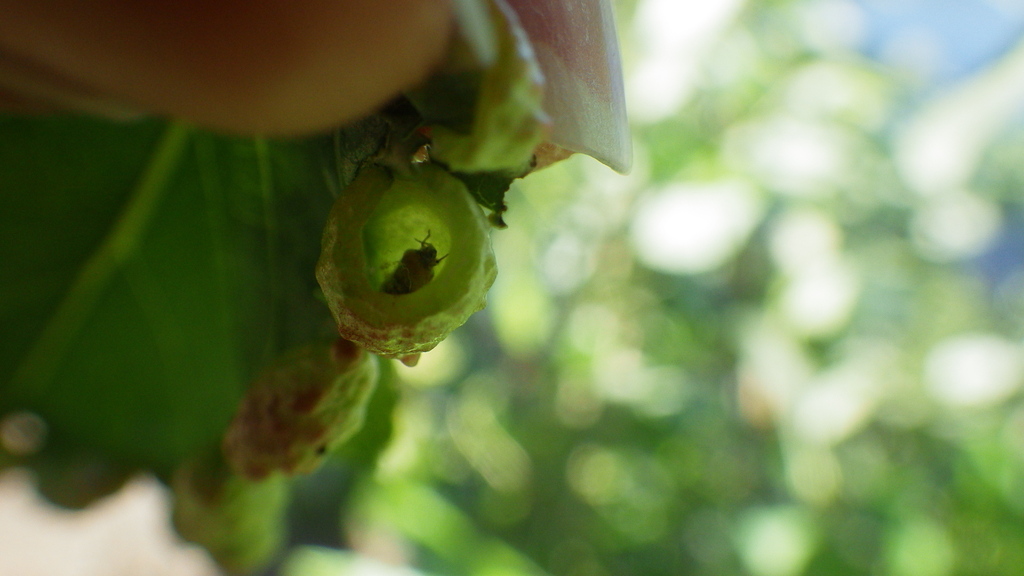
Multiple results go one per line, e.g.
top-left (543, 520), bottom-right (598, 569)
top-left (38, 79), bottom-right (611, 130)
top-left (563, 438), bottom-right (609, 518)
top-left (362, 203), bottom-right (451, 295)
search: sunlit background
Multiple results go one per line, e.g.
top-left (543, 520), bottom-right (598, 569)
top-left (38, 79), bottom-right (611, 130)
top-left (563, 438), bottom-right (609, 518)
top-left (7, 0), bottom-right (1024, 574)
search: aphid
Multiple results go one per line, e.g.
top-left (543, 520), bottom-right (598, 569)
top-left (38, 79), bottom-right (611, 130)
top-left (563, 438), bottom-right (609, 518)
top-left (381, 231), bottom-right (447, 295)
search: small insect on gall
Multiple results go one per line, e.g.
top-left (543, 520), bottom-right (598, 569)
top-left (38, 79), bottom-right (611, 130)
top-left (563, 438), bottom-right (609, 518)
top-left (381, 231), bottom-right (448, 295)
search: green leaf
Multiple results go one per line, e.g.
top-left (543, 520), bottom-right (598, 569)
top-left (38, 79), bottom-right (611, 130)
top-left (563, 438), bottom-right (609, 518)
top-left (0, 116), bottom-right (336, 477)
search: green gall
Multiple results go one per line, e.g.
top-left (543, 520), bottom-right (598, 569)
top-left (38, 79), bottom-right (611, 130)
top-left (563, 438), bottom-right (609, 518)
top-left (316, 164), bottom-right (497, 358)
top-left (222, 338), bottom-right (379, 480)
top-left (171, 451), bottom-right (289, 575)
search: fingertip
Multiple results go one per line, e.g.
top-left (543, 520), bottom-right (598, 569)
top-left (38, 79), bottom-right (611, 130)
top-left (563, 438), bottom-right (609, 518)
top-left (0, 0), bottom-right (454, 135)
